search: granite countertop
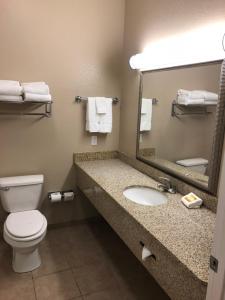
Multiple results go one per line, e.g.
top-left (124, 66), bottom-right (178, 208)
top-left (75, 158), bottom-right (215, 284)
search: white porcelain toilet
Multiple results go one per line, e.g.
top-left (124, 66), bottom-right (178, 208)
top-left (176, 158), bottom-right (208, 175)
top-left (0, 175), bottom-right (47, 273)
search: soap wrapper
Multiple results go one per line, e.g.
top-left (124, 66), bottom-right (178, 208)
top-left (181, 192), bottom-right (203, 208)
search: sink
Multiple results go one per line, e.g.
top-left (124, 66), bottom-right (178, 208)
top-left (123, 185), bottom-right (168, 206)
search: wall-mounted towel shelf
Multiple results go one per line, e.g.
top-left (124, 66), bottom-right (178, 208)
top-left (75, 96), bottom-right (119, 104)
top-left (171, 100), bottom-right (214, 117)
top-left (0, 101), bottom-right (52, 117)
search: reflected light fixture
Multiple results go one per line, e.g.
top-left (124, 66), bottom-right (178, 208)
top-left (130, 22), bottom-right (225, 71)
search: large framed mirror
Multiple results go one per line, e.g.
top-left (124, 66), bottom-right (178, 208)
top-left (136, 60), bottom-right (225, 195)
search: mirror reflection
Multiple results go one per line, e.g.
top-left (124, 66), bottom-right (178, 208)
top-left (137, 62), bottom-right (221, 189)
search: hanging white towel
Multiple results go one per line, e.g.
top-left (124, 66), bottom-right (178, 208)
top-left (98, 98), bottom-right (112, 133)
top-left (95, 97), bottom-right (108, 114)
top-left (140, 98), bottom-right (152, 132)
top-left (86, 97), bottom-right (112, 133)
top-left (86, 97), bottom-right (99, 133)
top-left (24, 93), bottom-right (52, 102)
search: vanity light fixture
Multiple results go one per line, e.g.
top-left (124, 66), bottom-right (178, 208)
top-left (130, 22), bottom-right (225, 71)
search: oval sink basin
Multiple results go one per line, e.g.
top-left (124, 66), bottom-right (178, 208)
top-left (123, 186), bottom-right (168, 206)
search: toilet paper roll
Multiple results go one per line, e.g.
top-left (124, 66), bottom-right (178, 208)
top-left (63, 191), bottom-right (74, 202)
top-left (49, 192), bottom-right (62, 203)
top-left (142, 246), bottom-right (152, 261)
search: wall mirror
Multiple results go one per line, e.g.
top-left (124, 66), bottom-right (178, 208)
top-left (136, 60), bottom-right (225, 195)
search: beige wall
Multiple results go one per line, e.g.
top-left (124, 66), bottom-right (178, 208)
top-left (140, 63), bottom-right (220, 162)
top-left (0, 0), bottom-right (125, 224)
top-left (120, 0), bottom-right (225, 157)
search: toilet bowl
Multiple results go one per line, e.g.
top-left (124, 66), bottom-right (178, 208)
top-left (3, 210), bottom-right (47, 273)
top-left (0, 175), bottom-right (47, 273)
top-left (176, 158), bottom-right (208, 175)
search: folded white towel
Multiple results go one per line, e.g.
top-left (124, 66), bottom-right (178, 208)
top-left (177, 89), bottom-right (218, 101)
top-left (24, 93), bottom-right (52, 102)
top-left (0, 85), bottom-right (23, 96)
top-left (86, 97), bottom-right (112, 133)
top-left (0, 80), bottom-right (20, 86)
top-left (0, 95), bottom-right (23, 102)
top-left (95, 97), bottom-right (108, 114)
top-left (22, 85), bottom-right (50, 95)
top-left (22, 82), bottom-right (46, 86)
top-left (176, 96), bottom-right (205, 106)
top-left (140, 98), bottom-right (152, 132)
top-left (21, 82), bottom-right (50, 95)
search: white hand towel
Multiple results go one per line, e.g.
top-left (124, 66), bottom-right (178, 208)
top-left (95, 97), bottom-right (107, 114)
top-left (86, 97), bottom-right (112, 133)
top-left (98, 98), bottom-right (112, 133)
top-left (140, 98), bottom-right (152, 132)
top-left (86, 97), bottom-right (100, 133)
top-left (24, 93), bottom-right (52, 102)
top-left (0, 85), bottom-right (22, 96)
top-left (0, 95), bottom-right (23, 102)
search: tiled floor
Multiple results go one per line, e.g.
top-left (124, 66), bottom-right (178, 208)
top-left (0, 218), bottom-right (170, 300)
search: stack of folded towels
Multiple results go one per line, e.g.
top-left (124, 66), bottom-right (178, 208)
top-left (176, 89), bottom-right (218, 106)
top-left (22, 82), bottom-right (52, 102)
top-left (0, 80), bottom-right (23, 102)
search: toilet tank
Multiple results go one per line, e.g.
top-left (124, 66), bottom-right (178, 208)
top-left (0, 175), bottom-right (44, 213)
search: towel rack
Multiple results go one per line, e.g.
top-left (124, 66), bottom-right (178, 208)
top-left (75, 96), bottom-right (119, 104)
top-left (171, 100), bottom-right (213, 117)
top-left (0, 101), bottom-right (52, 117)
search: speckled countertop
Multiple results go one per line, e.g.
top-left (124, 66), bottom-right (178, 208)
top-left (75, 158), bottom-right (216, 284)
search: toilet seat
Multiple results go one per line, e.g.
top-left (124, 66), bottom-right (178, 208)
top-left (6, 210), bottom-right (44, 238)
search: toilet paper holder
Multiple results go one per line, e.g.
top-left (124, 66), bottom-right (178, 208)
top-left (48, 190), bottom-right (74, 202)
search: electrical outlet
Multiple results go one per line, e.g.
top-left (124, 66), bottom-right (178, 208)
top-left (91, 135), bottom-right (98, 146)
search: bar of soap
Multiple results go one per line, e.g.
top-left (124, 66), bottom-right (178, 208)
top-left (181, 192), bottom-right (203, 208)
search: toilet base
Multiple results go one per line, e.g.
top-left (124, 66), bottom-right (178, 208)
top-left (12, 247), bottom-right (41, 273)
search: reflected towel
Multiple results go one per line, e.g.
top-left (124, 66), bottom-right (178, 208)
top-left (140, 98), bottom-right (152, 132)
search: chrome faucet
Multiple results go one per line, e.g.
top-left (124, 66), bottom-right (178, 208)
top-left (157, 177), bottom-right (176, 194)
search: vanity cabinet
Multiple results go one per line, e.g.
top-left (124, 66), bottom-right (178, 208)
top-left (76, 166), bottom-right (207, 300)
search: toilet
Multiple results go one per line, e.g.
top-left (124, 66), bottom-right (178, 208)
top-left (176, 158), bottom-right (208, 175)
top-left (0, 175), bottom-right (47, 273)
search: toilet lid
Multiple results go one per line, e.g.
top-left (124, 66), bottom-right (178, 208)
top-left (6, 210), bottom-right (44, 238)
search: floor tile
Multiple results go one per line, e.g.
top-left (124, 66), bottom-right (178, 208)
top-left (83, 288), bottom-right (123, 300)
top-left (32, 241), bottom-right (69, 278)
top-left (0, 278), bottom-right (36, 300)
top-left (66, 237), bottom-right (109, 268)
top-left (72, 263), bottom-right (118, 295)
top-left (34, 270), bottom-right (81, 300)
